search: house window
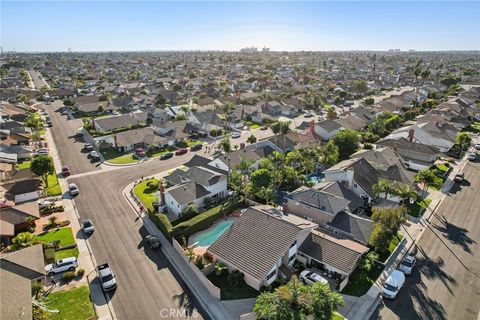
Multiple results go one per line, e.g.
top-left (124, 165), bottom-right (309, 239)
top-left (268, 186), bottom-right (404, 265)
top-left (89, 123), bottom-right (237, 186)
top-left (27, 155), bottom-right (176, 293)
top-left (353, 183), bottom-right (358, 188)
top-left (266, 269), bottom-right (276, 281)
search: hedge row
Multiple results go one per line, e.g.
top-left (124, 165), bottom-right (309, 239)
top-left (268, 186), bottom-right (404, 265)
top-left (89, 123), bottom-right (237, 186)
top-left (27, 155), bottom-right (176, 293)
top-left (148, 210), bottom-right (173, 242)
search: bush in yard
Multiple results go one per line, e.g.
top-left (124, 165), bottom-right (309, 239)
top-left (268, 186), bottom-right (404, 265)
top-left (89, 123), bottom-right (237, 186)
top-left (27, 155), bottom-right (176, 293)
top-left (148, 210), bottom-right (173, 242)
top-left (203, 252), bottom-right (214, 264)
top-left (182, 204), bottom-right (199, 220)
top-left (228, 270), bottom-right (244, 287)
top-left (203, 196), bottom-right (213, 209)
top-left (215, 262), bottom-right (228, 276)
top-left (358, 251), bottom-right (379, 272)
top-left (194, 255), bottom-right (205, 269)
top-left (76, 269), bottom-right (85, 278)
top-left (146, 179), bottom-right (160, 191)
top-left (63, 271), bottom-right (76, 282)
top-left (32, 281), bottom-right (44, 298)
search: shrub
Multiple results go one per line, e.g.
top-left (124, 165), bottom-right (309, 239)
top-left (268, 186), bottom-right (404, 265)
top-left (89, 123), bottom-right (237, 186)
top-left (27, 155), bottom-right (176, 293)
top-left (215, 262), bottom-right (228, 276)
top-left (194, 255), bottom-right (205, 269)
top-left (76, 269), bottom-right (85, 278)
top-left (63, 271), bottom-right (76, 282)
top-left (203, 196), bottom-right (213, 209)
top-left (182, 204), bottom-right (199, 220)
top-left (44, 248), bottom-right (56, 264)
top-left (148, 210), bottom-right (173, 242)
top-left (203, 252), bottom-right (214, 264)
top-left (146, 179), bottom-right (160, 191)
top-left (228, 270), bottom-right (244, 287)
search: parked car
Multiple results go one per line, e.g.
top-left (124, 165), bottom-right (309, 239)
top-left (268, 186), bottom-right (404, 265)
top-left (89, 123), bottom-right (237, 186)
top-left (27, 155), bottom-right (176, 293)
top-left (146, 235), bottom-right (161, 249)
top-left (45, 118), bottom-right (53, 127)
top-left (84, 143), bottom-right (94, 152)
top-left (260, 126), bottom-right (268, 130)
top-left (231, 132), bottom-right (241, 139)
top-left (34, 148), bottom-right (49, 156)
top-left (398, 255), bottom-right (416, 275)
top-left (39, 109), bottom-right (48, 116)
top-left (61, 166), bottom-right (71, 177)
top-left (61, 109), bottom-right (69, 116)
top-left (300, 270), bottom-right (328, 285)
top-left (160, 152), bottom-right (174, 160)
top-left (82, 219), bottom-right (94, 235)
top-left (175, 148), bottom-right (188, 156)
top-left (135, 148), bottom-right (146, 157)
top-left (382, 270), bottom-right (405, 299)
top-left (37, 199), bottom-right (55, 209)
top-left (475, 143), bottom-right (480, 150)
top-left (454, 172), bottom-right (464, 183)
top-left (89, 151), bottom-right (100, 160)
top-left (190, 144), bottom-right (203, 151)
top-left (467, 153), bottom-right (476, 161)
top-left (45, 257), bottom-right (78, 275)
top-left (76, 129), bottom-right (83, 137)
top-left (97, 263), bottom-right (117, 291)
top-left (68, 183), bottom-right (80, 196)
top-left (304, 112), bottom-right (314, 118)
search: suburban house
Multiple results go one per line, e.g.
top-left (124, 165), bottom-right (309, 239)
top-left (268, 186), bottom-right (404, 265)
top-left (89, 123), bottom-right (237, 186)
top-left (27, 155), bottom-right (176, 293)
top-left (323, 158), bottom-right (380, 204)
top-left (268, 131), bottom-right (320, 153)
top-left (314, 181), bottom-right (366, 214)
top-left (208, 142), bottom-right (278, 172)
top-left (152, 120), bottom-right (190, 145)
top-left (297, 228), bottom-right (369, 289)
top-left (0, 201), bottom-right (40, 241)
top-left (1, 179), bottom-right (41, 203)
top-left (0, 244), bottom-right (45, 320)
top-left (284, 186), bottom-right (351, 225)
top-left (385, 122), bottom-right (456, 153)
top-left (208, 206), bottom-right (317, 290)
top-left (376, 138), bottom-right (439, 171)
top-left (314, 120), bottom-right (343, 141)
top-left (162, 166), bottom-right (228, 218)
top-left (108, 127), bottom-right (168, 151)
top-left (324, 211), bottom-right (374, 245)
top-left (93, 111), bottom-right (148, 132)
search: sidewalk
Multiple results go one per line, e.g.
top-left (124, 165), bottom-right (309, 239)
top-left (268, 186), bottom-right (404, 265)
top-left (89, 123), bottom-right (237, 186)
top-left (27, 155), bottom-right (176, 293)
top-left (45, 125), bottom-right (116, 320)
top-left (123, 179), bottom-right (235, 320)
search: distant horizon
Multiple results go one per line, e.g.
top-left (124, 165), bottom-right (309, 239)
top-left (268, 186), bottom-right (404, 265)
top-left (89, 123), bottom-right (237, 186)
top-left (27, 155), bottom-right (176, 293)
top-left (2, 1), bottom-right (479, 52)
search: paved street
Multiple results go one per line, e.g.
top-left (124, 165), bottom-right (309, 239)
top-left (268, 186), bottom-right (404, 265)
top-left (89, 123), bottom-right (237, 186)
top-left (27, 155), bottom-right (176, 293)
top-left (45, 101), bottom-right (101, 175)
top-left (372, 160), bottom-right (480, 320)
top-left (29, 69), bottom-right (49, 89)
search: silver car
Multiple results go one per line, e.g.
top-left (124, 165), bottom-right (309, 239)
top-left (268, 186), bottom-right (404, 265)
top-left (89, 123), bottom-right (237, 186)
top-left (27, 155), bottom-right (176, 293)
top-left (398, 255), bottom-right (416, 275)
top-left (68, 183), bottom-right (80, 196)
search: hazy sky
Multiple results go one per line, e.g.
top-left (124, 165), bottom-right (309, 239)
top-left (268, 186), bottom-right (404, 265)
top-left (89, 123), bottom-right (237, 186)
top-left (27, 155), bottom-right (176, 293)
top-left (2, 1), bottom-right (479, 52)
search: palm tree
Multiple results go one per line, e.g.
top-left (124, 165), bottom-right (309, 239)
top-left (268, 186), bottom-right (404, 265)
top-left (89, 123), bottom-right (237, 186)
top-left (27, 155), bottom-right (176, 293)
top-left (10, 232), bottom-right (39, 250)
top-left (222, 102), bottom-right (235, 132)
top-left (372, 179), bottom-right (399, 200)
top-left (258, 186), bottom-right (276, 207)
top-left (415, 169), bottom-right (437, 200)
top-left (396, 184), bottom-right (418, 205)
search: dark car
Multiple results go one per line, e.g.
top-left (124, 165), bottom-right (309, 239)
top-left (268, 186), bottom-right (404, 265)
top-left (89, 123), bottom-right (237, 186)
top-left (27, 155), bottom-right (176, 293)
top-left (135, 148), bottom-right (146, 157)
top-left (190, 144), bottom-right (203, 151)
top-left (84, 143), bottom-right (94, 152)
top-left (175, 148), bottom-right (188, 156)
top-left (146, 235), bottom-right (161, 249)
top-left (82, 219), bottom-right (94, 234)
top-left (160, 152), bottom-right (174, 160)
top-left (61, 166), bottom-right (71, 177)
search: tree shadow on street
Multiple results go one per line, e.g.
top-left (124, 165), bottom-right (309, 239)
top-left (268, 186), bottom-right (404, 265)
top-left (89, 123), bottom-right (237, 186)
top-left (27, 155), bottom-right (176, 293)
top-left (416, 246), bottom-right (457, 295)
top-left (431, 213), bottom-right (475, 254)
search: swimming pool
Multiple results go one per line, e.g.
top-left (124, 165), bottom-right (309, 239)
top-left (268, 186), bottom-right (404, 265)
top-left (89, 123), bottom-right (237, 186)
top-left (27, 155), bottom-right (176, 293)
top-left (191, 220), bottom-right (234, 247)
top-left (307, 172), bottom-right (325, 184)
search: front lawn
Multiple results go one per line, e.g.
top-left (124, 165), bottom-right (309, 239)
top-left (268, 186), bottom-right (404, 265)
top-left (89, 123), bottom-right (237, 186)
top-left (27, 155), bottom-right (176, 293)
top-left (37, 227), bottom-right (79, 260)
top-left (100, 147), bottom-right (139, 164)
top-left (133, 179), bottom-right (161, 211)
top-left (44, 172), bottom-right (62, 196)
top-left (245, 121), bottom-right (261, 129)
top-left (42, 286), bottom-right (95, 320)
top-left (407, 198), bottom-right (432, 218)
top-left (332, 313), bottom-right (345, 320)
top-left (146, 147), bottom-right (176, 158)
top-left (340, 263), bottom-right (383, 297)
top-left (207, 272), bottom-right (259, 300)
top-left (378, 233), bottom-right (404, 263)
top-left (17, 160), bottom-right (31, 170)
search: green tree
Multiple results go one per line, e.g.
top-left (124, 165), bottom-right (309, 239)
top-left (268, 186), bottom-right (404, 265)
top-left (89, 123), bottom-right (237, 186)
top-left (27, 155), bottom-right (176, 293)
top-left (9, 232), bottom-right (39, 251)
top-left (334, 96), bottom-right (342, 105)
top-left (372, 179), bottom-right (399, 200)
top-left (24, 113), bottom-right (44, 131)
top-left (331, 129), bottom-right (360, 160)
top-left (97, 104), bottom-right (104, 113)
top-left (249, 168), bottom-right (273, 195)
top-left (218, 135), bottom-right (232, 154)
top-left (364, 97), bottom-right (375, 105)
top-left (247, 134), bottom-right (257, 144)
top-left (182, 204), bottom-right (199, 219)
top-left (326, 108), bottom-right (338, 120)
top-left (415, 168), bottom-right (437, 200)
top-left (31, 155), bottom-right (54, 187)
top-left (358, 251), bottom-right (379, 272)
top-left (456, 132), bottom-right (471, 148)
top-left (318, 141), bottom-right (339, 167)
top-left (369, 206), bottom-right (406, 254)
top-left (258, 185), bottom-right (276, 206)
top-left (396, 184), bottom-right (418, 205)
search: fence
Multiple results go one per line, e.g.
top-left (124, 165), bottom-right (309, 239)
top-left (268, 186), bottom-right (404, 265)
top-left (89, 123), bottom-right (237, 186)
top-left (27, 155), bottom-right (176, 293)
top-left (172, 239), bottom-right (221, 300)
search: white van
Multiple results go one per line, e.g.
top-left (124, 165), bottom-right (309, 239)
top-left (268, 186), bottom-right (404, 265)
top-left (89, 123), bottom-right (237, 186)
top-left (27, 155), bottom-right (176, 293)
top-left (382, 270), bottom-right (405, 299)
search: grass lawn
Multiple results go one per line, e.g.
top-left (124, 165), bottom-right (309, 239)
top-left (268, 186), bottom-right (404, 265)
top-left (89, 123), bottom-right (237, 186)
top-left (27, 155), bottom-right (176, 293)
top-left (38, 129), bottom-right (46, 136)
top-left (44, 172), bottom-right (62, 196)
top-left (340, 263), bottom-right (383, 297)
top-left (463, 121), bottom-right (480, 133)
top-left (186, 139), bottom-right (201, 147)
top-left (42, 286), bottom-right (95, 320)
top-left (245, 121), bottom-right (261, 129)
top-left (17, 160), bottom-right (31, 170)
top-left (435, 163), bottom-right (449, 172)
top-left (332, 313), bottom-right (345, 320)
top-left (37, 227), bottom-right (79, 260)
top-left (133, 179), bottom-right (160, 211)
top-left (207, 272), bottom-right (259, 300)
top-left (407, 198), bottom-right (432, 218)
top-left (100, 147), bottom-right (139, 164)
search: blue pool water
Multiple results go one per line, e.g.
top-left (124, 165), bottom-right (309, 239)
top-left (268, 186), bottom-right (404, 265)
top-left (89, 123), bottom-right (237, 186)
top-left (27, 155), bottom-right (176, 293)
top-left (191, 220), bottom-right (234, 247)
top-left (307, 173), bottom-right (325, 184)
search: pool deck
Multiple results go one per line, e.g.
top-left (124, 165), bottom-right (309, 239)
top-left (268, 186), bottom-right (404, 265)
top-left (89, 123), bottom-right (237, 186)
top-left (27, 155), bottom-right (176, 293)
top-left (188, 216), bottom-right (237, 256)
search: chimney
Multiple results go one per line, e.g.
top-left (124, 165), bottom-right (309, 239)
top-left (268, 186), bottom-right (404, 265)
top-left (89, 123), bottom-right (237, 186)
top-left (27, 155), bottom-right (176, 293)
top-left (408, 128), bottom-right (415, 142)
top-left (159, 184), bottom-right (165, 205)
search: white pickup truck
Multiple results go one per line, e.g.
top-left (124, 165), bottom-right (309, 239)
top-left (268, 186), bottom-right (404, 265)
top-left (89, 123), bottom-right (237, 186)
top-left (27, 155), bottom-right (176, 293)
top-left (97, 263), bottom-right (117, 292)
